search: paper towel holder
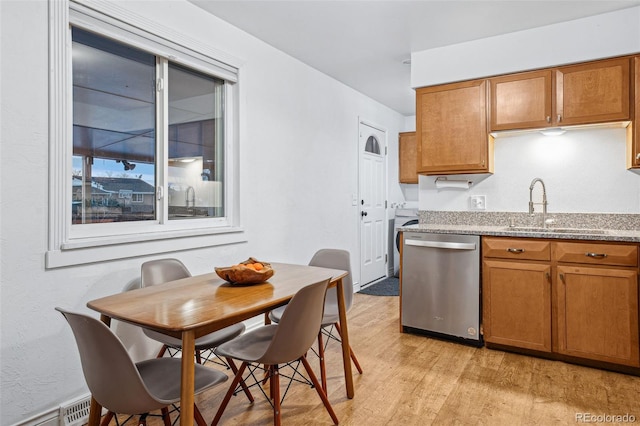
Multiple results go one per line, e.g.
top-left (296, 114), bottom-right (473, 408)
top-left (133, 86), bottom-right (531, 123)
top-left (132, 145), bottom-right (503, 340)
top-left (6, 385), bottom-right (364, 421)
top-left (434, 176), bottom-right (473, 189)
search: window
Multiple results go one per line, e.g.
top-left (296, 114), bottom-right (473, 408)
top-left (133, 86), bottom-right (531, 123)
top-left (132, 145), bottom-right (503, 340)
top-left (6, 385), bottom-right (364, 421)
top-left (364, 136), bottom-right (381, 155)
top-left (47, 1), bottom-right (243, 268)
top-left (72, 28), bottom-right (226, 224)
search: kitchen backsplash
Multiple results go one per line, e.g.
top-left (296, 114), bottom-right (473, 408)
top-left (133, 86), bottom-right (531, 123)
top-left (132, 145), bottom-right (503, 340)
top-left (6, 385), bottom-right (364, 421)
top-left (418, 127), bottom-right (640, 214)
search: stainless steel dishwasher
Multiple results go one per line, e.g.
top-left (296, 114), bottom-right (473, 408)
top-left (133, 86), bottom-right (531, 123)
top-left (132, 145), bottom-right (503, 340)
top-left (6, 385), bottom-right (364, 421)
top-left (401, 231), bottom-right (482, 346)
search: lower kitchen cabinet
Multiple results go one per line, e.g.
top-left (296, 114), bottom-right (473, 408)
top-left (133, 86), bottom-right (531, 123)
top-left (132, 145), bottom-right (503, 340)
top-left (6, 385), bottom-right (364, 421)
top-left (557, 265), bottom-right (640, 367)
top-left (482, 236), bottom-right (640, 371)
top-left (483, 260), bottom-right (552, 352)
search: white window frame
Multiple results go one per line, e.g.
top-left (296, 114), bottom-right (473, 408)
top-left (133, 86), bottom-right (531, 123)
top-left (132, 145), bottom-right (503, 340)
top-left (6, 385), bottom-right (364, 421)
top-left (46, 0), bottom-right (245, 268)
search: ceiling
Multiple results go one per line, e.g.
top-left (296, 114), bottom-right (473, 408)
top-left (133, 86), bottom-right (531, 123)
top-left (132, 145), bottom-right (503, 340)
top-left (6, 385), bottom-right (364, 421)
top-left (189, 1), bottom-right (640, 116)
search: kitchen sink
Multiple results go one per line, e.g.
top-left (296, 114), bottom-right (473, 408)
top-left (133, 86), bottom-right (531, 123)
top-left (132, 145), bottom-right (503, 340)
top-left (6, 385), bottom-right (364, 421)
top-left (504, 227), bottom-right (608, 235)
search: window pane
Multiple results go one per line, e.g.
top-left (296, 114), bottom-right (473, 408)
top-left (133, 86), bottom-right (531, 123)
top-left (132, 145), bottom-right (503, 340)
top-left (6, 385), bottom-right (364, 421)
top-left (72, 27), bottom-right (156, 224)
top-left (168, 63), bottom-right (225, 220)
top-left (365, 136), bottom-right (381, 155)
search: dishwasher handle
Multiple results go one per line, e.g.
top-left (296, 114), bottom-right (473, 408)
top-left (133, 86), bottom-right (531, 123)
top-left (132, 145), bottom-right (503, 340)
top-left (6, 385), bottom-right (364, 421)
top-left (405, 239), bottom-right (477, 250)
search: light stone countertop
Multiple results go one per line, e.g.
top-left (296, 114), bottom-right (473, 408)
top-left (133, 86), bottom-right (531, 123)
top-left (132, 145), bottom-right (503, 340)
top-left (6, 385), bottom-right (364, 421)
top-left (398, 211), bottom-right (640, 243)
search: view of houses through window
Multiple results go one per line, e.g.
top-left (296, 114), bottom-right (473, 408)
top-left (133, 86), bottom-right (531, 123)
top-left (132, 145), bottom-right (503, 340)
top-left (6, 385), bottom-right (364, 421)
top-left (71, 27), bottom-right (225, 225)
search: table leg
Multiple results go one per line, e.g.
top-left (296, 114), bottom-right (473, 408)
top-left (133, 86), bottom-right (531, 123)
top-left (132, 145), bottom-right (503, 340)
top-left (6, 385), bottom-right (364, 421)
top-left (180, 330), bottom-right (196, 426)
top-left (336, 277), bottom-right (354, 398)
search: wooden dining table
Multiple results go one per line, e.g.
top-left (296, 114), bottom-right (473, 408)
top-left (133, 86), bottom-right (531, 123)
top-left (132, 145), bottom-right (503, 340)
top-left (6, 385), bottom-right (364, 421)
top-left (87, 262), bottom-right (354, 426)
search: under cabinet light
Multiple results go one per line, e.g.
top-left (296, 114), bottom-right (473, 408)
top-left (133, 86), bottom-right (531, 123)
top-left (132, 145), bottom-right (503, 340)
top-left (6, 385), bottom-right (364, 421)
top-left (539, 128), bottom-right (566, 136)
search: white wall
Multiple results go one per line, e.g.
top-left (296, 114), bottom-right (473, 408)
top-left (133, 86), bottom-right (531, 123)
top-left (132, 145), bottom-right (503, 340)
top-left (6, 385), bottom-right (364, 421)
top-left (419, 126), bottom-right (640, 213)
top-left (411, 6), bottom-right (640, 88)
top-left (0, 1), bottom-right (405, 424)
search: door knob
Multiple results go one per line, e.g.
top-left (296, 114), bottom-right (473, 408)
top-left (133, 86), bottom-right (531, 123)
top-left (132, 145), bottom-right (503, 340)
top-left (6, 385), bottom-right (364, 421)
top-left (361, 211), bottom-right (368, 217)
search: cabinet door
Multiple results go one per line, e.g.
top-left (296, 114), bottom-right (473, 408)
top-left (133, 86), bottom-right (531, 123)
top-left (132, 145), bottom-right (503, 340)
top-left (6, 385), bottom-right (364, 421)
top-left (416, 79), bottom-right (490, 174)
top-left (557, 265), bottom-right (639, 367)
top-left (483, 260), bottom-right (552, 352)
top-left (490, 70), bottom-right (553, 131)
top-left (629, 56), bottom-right (640, 169)
top-left (556, 57), bottom-right (631, 126)
top-left (398, 131), bottom-right (418, 184)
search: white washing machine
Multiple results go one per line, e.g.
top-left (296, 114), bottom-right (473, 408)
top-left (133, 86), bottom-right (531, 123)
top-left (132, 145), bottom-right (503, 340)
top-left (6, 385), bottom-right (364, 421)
top-left (393, 208), bottom-right (419, 276)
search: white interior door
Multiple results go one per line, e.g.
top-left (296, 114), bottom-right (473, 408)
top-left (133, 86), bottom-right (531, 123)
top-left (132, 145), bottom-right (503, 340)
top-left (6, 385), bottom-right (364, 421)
top-left (359, 121), bottom-right (387, 286)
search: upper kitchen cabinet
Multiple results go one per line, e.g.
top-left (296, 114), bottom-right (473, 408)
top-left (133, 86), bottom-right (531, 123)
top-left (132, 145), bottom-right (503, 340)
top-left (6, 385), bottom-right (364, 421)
top-left (556, 57), bottom-right (630, 126)
top-left (490, 70), bottom-right (552, 131)
top-left (490, 57), bottom-right (631, 132)
top-left (416, 79), bottom-right (493, 175)
top-left (628, 55), bottom-right (640, 169)
top-left (398, 131), bottom-right (418, 184)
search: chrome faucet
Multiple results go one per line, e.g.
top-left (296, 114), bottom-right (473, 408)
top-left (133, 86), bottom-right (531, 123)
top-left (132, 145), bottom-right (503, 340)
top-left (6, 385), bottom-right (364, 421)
top-left (528, 178), bottom-right (548, 228)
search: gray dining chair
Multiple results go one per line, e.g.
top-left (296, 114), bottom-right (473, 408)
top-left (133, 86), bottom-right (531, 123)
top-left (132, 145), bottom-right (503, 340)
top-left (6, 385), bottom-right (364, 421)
top-left (211, 278), bottom-right (339, 426)
top-left (140, 258), bottom-right (246, 365)
top-left (55, 307), bottom-right (228, 426)
top-left (269, 248), bottom-right (363, 392)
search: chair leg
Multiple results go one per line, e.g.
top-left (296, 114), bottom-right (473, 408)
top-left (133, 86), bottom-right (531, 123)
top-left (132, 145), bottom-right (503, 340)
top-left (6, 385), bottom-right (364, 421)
top-left (272, 365), bottom-right (281, 426)
top-left (160, 407), bottom-right (172, 426)
top-left (300, 355), bottom-right (339, 425)
top-left (99, 411), bottom-right (114, 426)
top-left (334, 322), bottom-right (363, 374)
top-left (226, 357), bottom-right (254, 402)
top-left (194, 404), bottom-right (206, 426)
top-left (137, 413), bottom-right (148, 426)
top-left (156, 344), bottom-right (168, 358)
top-left (211, 361), bottom-right (249, 426)
top-left (196, 350), bottom-right (202, 364)
top-left (317, 331), bottom-right (327, 392)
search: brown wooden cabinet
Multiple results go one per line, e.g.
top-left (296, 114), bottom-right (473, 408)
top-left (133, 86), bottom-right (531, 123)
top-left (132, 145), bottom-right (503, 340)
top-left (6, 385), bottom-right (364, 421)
top-left (556, 57), bottom-right (631, 126)
top-left (490, 57), bottom-right (631, 132)
top-left (416, 79), bottom-right (493, 175)
top-left (482, 237), bottom-right (552, 352)
top-left (556, 265), bottom-right (639, 367)
top-left (553, 241), bottom-right (639, 367)
top-left (628, 55), bottom-right (640, 169)
top-left (398, 131), bottom-right (418, 184)
top-left (490, 70), bottom-right (553, 131)
top-left (482, 236), bottom-right (640, 370)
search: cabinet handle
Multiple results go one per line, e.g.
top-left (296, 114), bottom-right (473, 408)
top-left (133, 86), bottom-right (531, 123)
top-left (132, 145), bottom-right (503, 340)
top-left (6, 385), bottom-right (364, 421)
top-left (506, 248), bottom-right (525, 253)
top-left (545, 272), bottom-right (550, 282)
top-left (636, 153), bottom-right (640, 161)
top-left (559, 273), bottom-right (565, 283)
top-left (585, 252), bottom-right (607, 258)
top-left (557, 114), bottom-right (562, 122)
top-left (546, 116), bottom-right (551, 123)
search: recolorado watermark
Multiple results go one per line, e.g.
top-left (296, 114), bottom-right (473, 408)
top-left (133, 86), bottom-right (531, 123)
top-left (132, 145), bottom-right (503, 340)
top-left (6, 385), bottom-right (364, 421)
top-left (576, 413), bottom-right (636, 423)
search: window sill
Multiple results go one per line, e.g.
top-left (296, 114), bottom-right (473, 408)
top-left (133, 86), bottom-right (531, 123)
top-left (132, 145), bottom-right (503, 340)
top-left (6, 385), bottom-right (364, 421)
top-left (45, 226), bottom-right (246, 269)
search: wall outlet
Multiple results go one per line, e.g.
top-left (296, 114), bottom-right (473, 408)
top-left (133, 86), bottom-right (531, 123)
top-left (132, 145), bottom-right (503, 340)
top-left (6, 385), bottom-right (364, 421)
top-left (469, 195), bottom-right (486, 211)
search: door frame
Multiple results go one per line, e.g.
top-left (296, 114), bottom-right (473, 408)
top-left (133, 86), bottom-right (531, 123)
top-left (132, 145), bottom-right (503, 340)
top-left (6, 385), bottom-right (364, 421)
top-left (357, 118), bottom-right (389, 291)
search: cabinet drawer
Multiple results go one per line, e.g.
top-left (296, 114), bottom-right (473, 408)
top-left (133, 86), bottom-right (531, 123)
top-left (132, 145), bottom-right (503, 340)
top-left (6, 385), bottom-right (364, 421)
top-left (483, 237), bottom-right (550, 261)
top-left (554, 242), bottom-right (638, 267)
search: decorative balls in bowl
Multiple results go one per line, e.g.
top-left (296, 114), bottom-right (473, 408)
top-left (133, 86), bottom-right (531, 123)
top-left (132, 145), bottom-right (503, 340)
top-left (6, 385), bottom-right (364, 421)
top-left (215, 257), bottom-right (275, 284)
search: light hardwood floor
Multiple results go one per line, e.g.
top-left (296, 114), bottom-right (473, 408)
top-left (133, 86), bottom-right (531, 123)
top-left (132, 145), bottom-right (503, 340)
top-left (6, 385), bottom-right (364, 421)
top-left (126, 293), bottom-right (640, 425)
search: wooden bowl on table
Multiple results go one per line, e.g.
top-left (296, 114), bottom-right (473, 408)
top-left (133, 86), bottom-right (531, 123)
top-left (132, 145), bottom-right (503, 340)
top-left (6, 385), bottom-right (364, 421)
top-left (215, 258), bottom-right (275, 285)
